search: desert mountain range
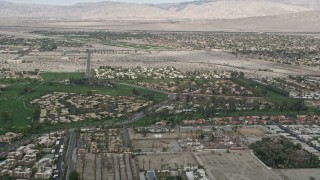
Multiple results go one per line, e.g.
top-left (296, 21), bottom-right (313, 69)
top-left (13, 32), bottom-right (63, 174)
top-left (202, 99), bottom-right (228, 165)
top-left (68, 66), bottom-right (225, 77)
top-left (0, 0), bottom-right (319, 20)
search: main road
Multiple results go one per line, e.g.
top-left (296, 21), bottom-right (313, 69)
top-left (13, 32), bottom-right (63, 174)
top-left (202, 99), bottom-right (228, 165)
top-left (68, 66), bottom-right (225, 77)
top-left (66, 129), bottom-right (77, 180)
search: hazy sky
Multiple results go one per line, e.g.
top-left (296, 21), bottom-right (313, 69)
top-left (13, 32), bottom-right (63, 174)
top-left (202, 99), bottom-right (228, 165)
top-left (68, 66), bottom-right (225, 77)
top-left (5, 0), bottom-right (188, 5)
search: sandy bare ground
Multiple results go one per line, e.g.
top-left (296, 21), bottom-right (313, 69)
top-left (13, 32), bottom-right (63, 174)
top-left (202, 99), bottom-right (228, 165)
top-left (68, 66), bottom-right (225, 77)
top-left (132, 139), bottom-right (182, 152)
top-left (1, 14), bottom-right (320, 32)
top-left (136, 153), bottom-right (198, 171)
top-left (76, 154), bottom-right (95, 180)
top-left (274, 169), bottom-right (320, 180)
top-left (91, 50), bottom-right (320, 78)
top-left (238, 128), bottom-right (266, 137)
top-left (2, 50), bottom-right (317, 79)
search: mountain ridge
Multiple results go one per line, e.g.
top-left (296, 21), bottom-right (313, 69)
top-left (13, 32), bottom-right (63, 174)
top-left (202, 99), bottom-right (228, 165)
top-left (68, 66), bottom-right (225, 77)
top-left (0, 0), bottom-right (318, 20)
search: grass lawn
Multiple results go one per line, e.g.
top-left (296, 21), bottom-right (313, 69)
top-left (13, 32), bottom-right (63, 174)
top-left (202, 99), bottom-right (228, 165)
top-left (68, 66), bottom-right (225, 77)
top-left (233, 78), bottom-right (293, 104)
top-left (0, 100), bottom-right (34, 127)
top-left (265, 90), bottom-right (292, 104)
top-left (40, 72), bottom-right (83, 81)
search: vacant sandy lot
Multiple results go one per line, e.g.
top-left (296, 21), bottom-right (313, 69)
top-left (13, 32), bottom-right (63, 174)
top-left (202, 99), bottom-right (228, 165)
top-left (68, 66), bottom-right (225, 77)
top-left (132, 139), bottom-right (182, 152)
top-left (238, 128), bottom-right (266, 137)
top-left (76, 153), bottom-right (95, 180)
top-left (2, 49), bottom-right (319, 79)
top-left (194, 150), bottom-right (283, 180)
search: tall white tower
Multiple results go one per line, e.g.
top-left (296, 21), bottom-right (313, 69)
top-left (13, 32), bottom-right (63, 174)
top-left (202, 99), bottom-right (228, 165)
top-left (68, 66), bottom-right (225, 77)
top-left (85, 49), bottom-right (91, 79)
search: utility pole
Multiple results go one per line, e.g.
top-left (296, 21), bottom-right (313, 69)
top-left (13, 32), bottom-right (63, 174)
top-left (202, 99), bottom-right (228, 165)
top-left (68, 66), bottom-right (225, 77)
top-left (85, 49), bottom-right (92, 79)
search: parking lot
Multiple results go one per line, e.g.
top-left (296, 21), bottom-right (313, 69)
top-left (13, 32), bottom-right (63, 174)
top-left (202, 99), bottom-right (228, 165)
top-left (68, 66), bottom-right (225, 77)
top-left (53, 137), bottom-right (65, 180)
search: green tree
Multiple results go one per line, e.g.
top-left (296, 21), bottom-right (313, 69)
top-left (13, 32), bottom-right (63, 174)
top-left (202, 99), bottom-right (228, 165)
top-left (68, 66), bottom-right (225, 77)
top-left (69, 170), bottom-right (79, 180)
top-left (132, 88), bottom-right (140, 96)
top-left (1, 111), bottom-right (10, 125)
top-left (186, 95), bottom-right (192, 103)
top-left (33, 107), bottom-right (40, 121)
top-left (261, 89), bottom-right (268, 97)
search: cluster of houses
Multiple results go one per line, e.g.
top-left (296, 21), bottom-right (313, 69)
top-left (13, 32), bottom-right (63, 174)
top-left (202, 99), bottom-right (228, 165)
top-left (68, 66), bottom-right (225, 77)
top-left (286, 125), bottom-right (320, 151)
top-left (191, 71), bottom-right (233, 79)
top-left (185, 167), bottom-right (209, 180)
top-left (155, 97), bottom-right (268, 116)
top-left (267, 125), bottom-right (320, 158)
top-left (136, 81), bottom-right (178, 92)
top-left (0, 68), bottom-right (40, 79)
top-left (178, 115), bottom-right (320, 126)
top-left (108, 129), bottom-right (130, 153)
top-left (183, 119), bottom-right (207, 125)
top-left (135, 79), bottom-right (253, 96)
top-left (257, 77), bottom-right (320, 101)
top-left (0, 44), bottom-right (30, 55)
top-left (95, 66), bottom-right (240, 81)
top-left (77, 129), bottom-right (107, 154)
top-left (95, 66), bottom-right (186, 80)
top-left (203, 80), bottom-right (253, 96)
top-left (0, 132), bottom-right (64, 179)
top-left (137, 126), bottom-right (174, 134)
top-left (211, 115), bottom-right (320, 125)
top-left (77, 128), bottom-right (129, 155)
top-left (0, 132), bottom-right (22, 143)
top-left (31, 92), bottom-right (152, 124)
top-left (144, 33), bottom-right (320, 69)
top-left (287, 77), bottom-right (320, 100)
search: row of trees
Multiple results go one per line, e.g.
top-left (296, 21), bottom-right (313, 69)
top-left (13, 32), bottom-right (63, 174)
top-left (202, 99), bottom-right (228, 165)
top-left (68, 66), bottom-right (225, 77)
top-left (250, 137), bottom-right (320, 168)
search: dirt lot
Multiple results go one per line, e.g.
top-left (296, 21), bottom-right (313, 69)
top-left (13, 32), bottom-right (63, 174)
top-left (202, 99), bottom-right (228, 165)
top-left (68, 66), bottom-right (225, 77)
top-left (76, 153), bottom-right (95, 180)
top-left (101, 154), bottom-right (115, 180)
top-left (76, 153), bottom-right (137, 180)
top-left (275, 169), bottom-right (320, 180)
top-left (136, 153), bottom-right (198, 171)
top-left (194, 150), bottom-right (283, 180)
top-left (132, 139), bottom-right (182, 152)
top-left (238, 128), bottom-right (266, 137)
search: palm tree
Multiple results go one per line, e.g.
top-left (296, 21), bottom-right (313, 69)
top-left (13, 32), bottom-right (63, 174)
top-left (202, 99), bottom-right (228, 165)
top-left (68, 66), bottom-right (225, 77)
top-left (160, 158), bottom-right (164, 170)
top-left (174, 162), bottom-right (178, 170)
top-left (142, 159), bottom-right (145, 170)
